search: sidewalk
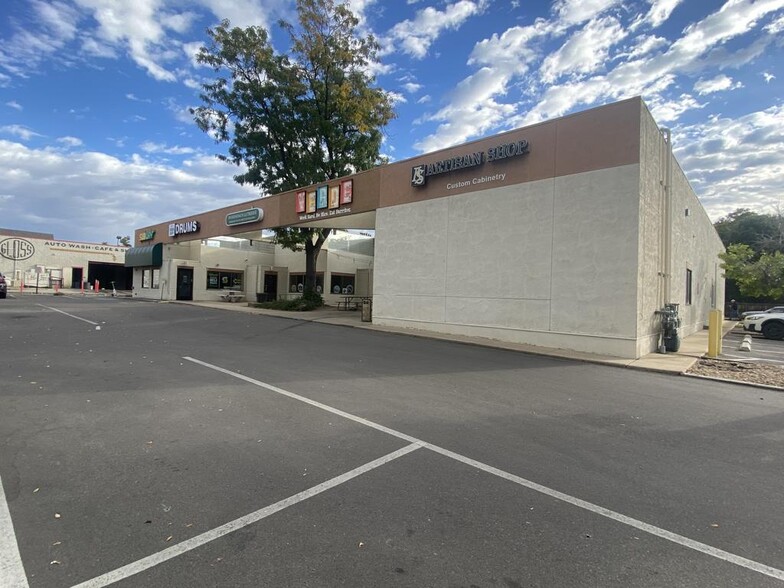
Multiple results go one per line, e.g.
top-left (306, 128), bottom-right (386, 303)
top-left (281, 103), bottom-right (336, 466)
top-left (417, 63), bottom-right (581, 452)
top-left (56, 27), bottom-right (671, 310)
top-left (175, 300), bottom-right (735, 376)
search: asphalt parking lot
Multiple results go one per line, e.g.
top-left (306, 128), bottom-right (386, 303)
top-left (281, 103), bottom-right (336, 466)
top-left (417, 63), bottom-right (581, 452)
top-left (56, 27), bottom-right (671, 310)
top-left (2, 295), bottom-right (784, 587)
top-left (721, 325), bottom-right (784, 366)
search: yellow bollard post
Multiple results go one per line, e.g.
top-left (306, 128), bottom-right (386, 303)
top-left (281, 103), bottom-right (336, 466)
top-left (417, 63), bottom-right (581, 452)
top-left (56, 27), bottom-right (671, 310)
top-left (707, 309), bottom-right (721, 358)
top-left (717, 309), bottom-right (723, 356)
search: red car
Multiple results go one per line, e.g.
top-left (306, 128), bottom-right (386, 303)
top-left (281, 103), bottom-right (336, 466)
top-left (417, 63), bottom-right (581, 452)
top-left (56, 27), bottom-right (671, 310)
top-left (0, 273), bottom-right (6, 298)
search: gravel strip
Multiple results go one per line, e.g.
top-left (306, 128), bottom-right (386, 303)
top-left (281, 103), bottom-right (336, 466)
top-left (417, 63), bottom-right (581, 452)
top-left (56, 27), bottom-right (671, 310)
top-left (686, 358), bottom-right (784, 389)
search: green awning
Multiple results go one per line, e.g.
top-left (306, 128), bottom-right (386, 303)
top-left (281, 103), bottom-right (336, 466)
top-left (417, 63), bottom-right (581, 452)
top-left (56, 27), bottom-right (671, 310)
top-left (125, 243), bottom-right (163, 267)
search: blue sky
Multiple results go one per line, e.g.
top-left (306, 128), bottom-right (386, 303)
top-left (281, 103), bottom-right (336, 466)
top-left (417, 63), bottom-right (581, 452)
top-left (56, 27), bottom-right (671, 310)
top-left (1, 0), bottom-right (783, 244)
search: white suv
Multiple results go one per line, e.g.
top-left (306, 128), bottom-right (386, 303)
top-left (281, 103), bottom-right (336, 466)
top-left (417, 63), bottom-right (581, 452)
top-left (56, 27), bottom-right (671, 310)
top-left (743, 311), bottom-right (784, 340)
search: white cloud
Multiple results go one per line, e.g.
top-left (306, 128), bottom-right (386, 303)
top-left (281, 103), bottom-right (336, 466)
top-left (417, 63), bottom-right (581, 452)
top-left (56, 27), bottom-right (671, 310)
top-left (694, 74), bottom-right (742, 95)
top-left (0, 125), bottom-right (43, 141)
top-left (195, 0), bottom-right (280, 29)
top-left (382, 0), bottom-right (489, 59)
top-left (638, 0), bottom-right (684, 29)
top-left (140, 141), bottom-right (197, 155)
top-left (411, 0), bottom-right (784, 156)
top-left (57, 136), bottom-right (84, 147)
top-left (552, 0), bottom-right (622, 28)
top-left (126, 93), bottom-right (152, 103)
top-left (386, 91), bottom-right (407, 105)
top-left (674, 105), bottom-right (784, 220)
top-left (0, 139), bottom-right (258, 242)
top-left (648, 93), bottom-right (704, 122)
top-left (540, 16), bottom-right (626, 83)
top-left (5, 101), bottom-right (23, 111)
top-left (763, 72), bottom-right (775, 82)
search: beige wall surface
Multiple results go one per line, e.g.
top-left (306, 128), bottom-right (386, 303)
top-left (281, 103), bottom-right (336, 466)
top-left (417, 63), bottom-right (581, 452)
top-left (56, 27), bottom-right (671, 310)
top-left (373, 165), bottom-right (643, 357)
top-left (132, 238), bottom-right (373, 304)
top-left (637, 104), bottom-right (725, 356)
top-left (0, 233), bottom-right (127, 287)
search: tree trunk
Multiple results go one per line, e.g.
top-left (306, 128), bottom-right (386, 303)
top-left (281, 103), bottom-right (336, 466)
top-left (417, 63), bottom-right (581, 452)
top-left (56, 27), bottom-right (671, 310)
top-left (304, 228), bottom-right (331, 294)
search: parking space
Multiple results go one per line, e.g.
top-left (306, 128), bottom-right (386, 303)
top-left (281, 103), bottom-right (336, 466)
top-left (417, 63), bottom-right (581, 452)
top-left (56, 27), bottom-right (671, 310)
top-left (721, 326), bottom-right (784, 365)
top-left (2, 295), bottom-right (784, 587)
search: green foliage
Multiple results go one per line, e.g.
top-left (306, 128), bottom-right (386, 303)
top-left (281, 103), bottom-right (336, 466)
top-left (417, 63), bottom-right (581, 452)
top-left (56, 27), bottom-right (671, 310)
top-left (192, 0), bottom-right (394, 291)
top-left (720, 243), bottom-right (784, 300)
top-left (250, 292), bottom-right (323, 312)
top-left (714, 208), bottom-right (784, 254)
top-left (300, 287), bottom-right (324, 306)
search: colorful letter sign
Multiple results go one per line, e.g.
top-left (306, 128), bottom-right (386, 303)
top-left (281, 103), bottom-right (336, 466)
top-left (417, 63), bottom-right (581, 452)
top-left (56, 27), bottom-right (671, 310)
top-left (340, 179), bottom-right (353, 204)
top-left (317, 185), bottom-right (328, 209)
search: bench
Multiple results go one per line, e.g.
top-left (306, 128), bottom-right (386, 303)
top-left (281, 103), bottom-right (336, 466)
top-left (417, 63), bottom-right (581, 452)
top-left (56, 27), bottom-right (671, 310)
top-left (220, 291), bottom-right (244, 303)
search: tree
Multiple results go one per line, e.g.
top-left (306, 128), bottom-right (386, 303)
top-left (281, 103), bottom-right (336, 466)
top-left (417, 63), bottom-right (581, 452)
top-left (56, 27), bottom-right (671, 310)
top-left (720, 244), bottom-right (784, 300)
top-left (714, 208), bottom-right (783, 254)
top-left (192, 0), bottom-right (394, 296)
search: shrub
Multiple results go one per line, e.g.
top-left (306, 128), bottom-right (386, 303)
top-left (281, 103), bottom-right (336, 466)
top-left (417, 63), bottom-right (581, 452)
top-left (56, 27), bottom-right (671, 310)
top-left (249, 290), bottom-right (323, 312)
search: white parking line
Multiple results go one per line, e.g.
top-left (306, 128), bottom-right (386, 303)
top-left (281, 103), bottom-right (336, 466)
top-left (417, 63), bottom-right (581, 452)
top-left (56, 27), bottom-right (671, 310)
top-left (185, 356), bottom-right (784, 582)
top-left (71, 443), bottom-right (421, 588)
top-left (37, 305), bottom-right (100, 326)
top-left (0, 475), bottom-right (29, 588)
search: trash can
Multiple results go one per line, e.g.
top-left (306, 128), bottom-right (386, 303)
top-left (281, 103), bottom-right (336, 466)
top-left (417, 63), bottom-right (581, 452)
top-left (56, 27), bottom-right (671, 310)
top-left (361, 299), bottom-right (372, 322)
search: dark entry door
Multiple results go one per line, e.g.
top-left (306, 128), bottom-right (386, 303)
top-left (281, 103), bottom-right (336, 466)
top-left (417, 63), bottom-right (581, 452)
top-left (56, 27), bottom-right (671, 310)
top-left (176, 267), bottom-right (194, 301)
top-left (71, 267), bottom-right (83, 289)
top-left (263, 272), bottom-right (278, 301)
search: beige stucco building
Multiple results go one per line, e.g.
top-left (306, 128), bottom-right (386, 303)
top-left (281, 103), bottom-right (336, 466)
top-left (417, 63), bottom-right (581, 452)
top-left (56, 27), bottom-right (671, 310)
top-left (129, 97), bottom-right (724, 359)
top-left (0, 229), bottom-right (129, 291)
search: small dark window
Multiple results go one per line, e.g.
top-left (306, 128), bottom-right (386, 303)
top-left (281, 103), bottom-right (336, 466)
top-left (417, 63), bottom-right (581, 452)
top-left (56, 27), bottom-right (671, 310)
top-left (330, 273), bottom-right (355, 295)
top-left (288, 273), bottom-right (324, 294)
top-left (685, 269), bottom-right (692, 305)
top-left (207, 270), bottom-right (243, 290)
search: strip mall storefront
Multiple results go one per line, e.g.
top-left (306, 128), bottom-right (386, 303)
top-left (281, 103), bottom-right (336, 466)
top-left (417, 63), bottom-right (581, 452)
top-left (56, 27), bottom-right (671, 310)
top-left (129, 97), bottom-right (724, 359)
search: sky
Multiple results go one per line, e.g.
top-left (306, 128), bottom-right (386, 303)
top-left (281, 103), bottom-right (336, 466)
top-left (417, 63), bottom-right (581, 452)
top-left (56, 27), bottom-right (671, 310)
top-left (0, 0), bottom-right (783, 245)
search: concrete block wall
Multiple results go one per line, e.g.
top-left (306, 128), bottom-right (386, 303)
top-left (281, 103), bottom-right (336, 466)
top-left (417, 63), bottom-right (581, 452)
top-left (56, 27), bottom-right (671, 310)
top-left (374, 164), bottom-right (643, 358)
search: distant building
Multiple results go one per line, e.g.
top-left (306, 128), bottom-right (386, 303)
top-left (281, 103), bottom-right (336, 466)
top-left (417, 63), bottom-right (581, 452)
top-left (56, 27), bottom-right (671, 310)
top-left (0, 231), bottom-right (130, 290)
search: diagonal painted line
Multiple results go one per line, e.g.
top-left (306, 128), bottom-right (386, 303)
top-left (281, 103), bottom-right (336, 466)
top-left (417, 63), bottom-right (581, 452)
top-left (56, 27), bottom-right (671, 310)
top-left (184, 356), bottom-right (421, 445)
top-left (70, 443), bottom-right (421, 588)
top-left (185, 356), bottom-right (784, 582)
top-left (0, 475), bottom-right (29, 588)
top-left (37, 304), bottom-right (100, 326)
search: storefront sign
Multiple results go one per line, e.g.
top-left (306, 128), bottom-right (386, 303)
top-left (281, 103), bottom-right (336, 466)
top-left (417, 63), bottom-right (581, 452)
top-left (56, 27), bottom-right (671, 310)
top-left (411, 140), bottom-right (529, 187)
top-left (168, 220), bottom-right (200, 237)
top-left (0, 237), bottom-right (35, 260)
top-left (298, 207), bottom-right (351, 222)
top-left (226, 208), bottom-right (263, 226)
top-left (44, 241), bottom-right (125, 253)
top-left (139, 230), bottom-right (156, 242)
top-left (295, 180), bottom-right (353, 214)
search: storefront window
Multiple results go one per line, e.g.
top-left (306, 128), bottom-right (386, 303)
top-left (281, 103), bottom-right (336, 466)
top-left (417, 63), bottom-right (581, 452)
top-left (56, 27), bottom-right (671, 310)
top-left (141, 268), bottom-right (161, 289)
top-left (289, 273), bottom-right (324, 294)
top-left (207, 270), bottom-right (243, 290)
top-left (330, 273), bottom-right (355, 295)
